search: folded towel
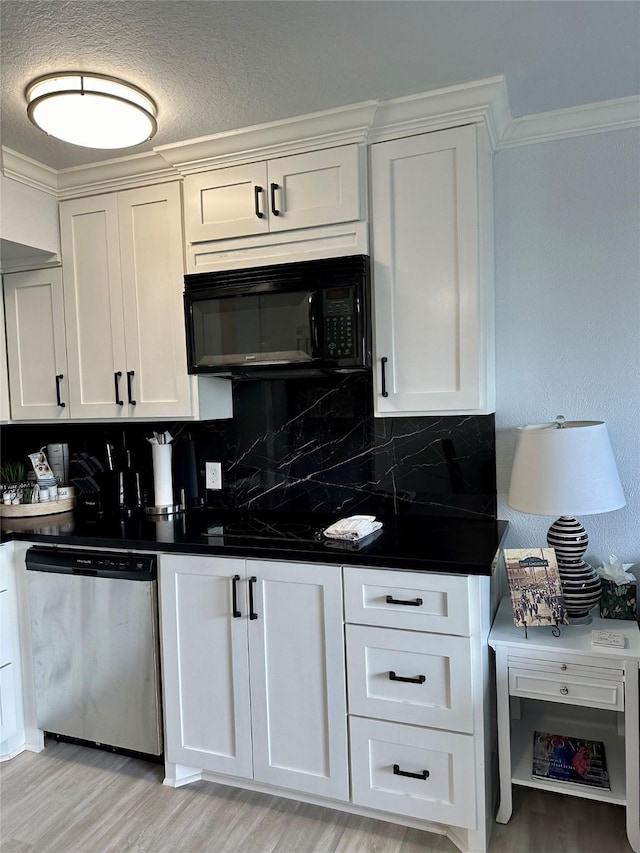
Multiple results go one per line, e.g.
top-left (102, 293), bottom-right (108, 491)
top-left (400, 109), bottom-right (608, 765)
top-left (323, 515), bottom-right (383, 542)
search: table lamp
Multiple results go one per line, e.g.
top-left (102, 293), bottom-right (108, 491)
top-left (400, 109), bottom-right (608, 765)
top-left (508, 417), bottom-right (626, 623)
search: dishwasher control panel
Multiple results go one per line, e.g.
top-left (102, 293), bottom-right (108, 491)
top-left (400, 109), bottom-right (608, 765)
top-left (26, 546), bottom-right (156, 580)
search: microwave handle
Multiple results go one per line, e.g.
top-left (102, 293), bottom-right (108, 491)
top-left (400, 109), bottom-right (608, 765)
top-left (309, 292), bottom-right (321, 358)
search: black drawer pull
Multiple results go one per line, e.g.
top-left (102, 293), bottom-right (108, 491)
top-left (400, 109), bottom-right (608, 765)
top-left (231, 574), bottom-right (241, 618)
top-left (55, 373), bottom-right (66, 407)
top-left (386, 595), bottom-right (423, 607)
top-left (254, 185), bottom-right (265, 219)
top-left (393, 764), bottom-right (429, 780)
top-left (381, 356), bottom-right (389, 397)
top-left (270, 182), bottom-right (281, 216)
top-left (389, 671), bottom-right (426, 684)
top-left (114, 371), bottom-right (124, 406)
top-left (248, 576), bottom-right (258, 620)
top-left (126, 370), bottom-right (136, 405)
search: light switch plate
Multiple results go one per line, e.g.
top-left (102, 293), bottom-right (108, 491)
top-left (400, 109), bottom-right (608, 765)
top-left (205, 461), bottom-right (222, 490)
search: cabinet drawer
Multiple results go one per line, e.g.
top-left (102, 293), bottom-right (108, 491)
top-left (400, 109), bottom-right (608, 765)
top-left (508, 654), bottom-right (624, 681)
top-left (343, 567), bottom-right (470, 635)
top-left (346, 624), bottom-right (473, 732)
top-left (509, 668), bottom-right (624, 711)
top-left (350, 716), bottom-right (476, 829)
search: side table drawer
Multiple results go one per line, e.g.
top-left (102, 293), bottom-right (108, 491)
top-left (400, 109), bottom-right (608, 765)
top-left (509, 668), bottom-right (624, 711)
top-left (343, 567), bottom-right (470, 635)
top-left (350, 716), bottom-right (476, 829)
top-left (346, 624), bottom-right (473, 732)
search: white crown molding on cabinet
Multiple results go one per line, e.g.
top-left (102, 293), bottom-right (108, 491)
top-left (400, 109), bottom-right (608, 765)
top-left (2, 148), bottom-right (58, 195)
top-left (155, 101), bottom-right (380, 174)
top-left (2, 77), bottom-right (638, 196)
top-left (366, 76), bottom-right (512, 149)
top-left (497, 94), bottom-right (640, 149)
top-left (55, 151), bottom-right (180, 200)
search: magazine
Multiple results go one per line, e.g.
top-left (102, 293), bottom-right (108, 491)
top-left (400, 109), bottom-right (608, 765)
top-left (532, 731), bottom-right (610, 790)
top-left (504, 548), bottom-right (568, 627)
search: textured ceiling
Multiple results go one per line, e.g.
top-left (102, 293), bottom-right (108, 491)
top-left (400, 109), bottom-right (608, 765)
top-left (1, 0), bottom-right (639, 171)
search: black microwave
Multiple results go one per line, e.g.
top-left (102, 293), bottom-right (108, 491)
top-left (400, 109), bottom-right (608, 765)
top-left (184, 255), bottom-right (371, 378)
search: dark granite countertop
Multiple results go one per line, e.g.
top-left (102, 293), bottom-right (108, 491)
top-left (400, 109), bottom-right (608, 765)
top-left (0, 508), bottom-right (508, 576)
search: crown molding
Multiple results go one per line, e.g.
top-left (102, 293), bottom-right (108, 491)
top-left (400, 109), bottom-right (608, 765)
top-left (498, 95), bottom-right (640, 148)
top-left (154, 101), bottom-right (379, 174)
top-left (56, 151), bottom-right (180, 199)
top-left (3, 82), bottom-right (638, 195)
top-left (367, 76), bottom-right (512, 148)
top-left (2, 148), bottom-right (58, 195)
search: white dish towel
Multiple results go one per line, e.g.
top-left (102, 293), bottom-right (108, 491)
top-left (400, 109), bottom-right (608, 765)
top-left (323, 515), bottom-right (383, 542)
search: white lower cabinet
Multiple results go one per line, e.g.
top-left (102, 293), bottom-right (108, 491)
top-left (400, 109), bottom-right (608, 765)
top-left (159, 554), bottom-right (349, 800)
top-left (0, 541), bottom-right (26, 760)
top-left (160, 556), bottom-right (494, 853)
top-left (344, 566), bottom-right (493, 851)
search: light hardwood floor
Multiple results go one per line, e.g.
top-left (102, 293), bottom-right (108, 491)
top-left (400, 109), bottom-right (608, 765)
top-left (0, 740), bottom-right (632, 853)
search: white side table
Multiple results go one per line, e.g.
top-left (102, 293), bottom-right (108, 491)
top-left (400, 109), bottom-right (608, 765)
top-left (489, 597), bottom-right (640, 853)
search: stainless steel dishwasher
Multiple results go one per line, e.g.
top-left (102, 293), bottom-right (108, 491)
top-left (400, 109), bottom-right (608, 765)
top-left (26, 546), bottom-right (163, 757)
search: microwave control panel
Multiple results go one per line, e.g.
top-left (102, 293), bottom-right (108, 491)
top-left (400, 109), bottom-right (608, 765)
top-left (322, 286), bottom-right (356, 359)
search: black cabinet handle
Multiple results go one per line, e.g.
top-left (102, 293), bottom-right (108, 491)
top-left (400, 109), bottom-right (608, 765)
top-left (389, 671), bottom-right (426, 684)
top-left (232, 574), bottom-right (241, 618)
top-left (55, 373), bottom-right (66, 407)
top-left (381, 356), bottom-right (389, 397)
top-left (386, 595), bottom-right (423, 607)
top-left (270, 183), bottom-right (281, 216)
top-left (126, 370), bottom-right (136, 405)
top-left (114, 371), bottom-right (124, 406)
top-left (248, 576), bottom-right (258, 620)
top-left (393, 764), bottom-right (429, 780)
top-left (254, 185), bottom-right (265, 219)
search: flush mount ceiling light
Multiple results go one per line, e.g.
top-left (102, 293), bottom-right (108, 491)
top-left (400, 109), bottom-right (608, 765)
top-left (26, 72), bottom-right (158, 149)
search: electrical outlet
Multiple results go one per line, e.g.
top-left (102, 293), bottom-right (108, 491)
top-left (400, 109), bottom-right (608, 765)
top-left (205, 461), bottom-right (222, 490)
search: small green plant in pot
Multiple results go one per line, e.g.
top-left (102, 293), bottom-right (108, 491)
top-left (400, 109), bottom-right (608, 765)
top-left (0, 461), bottom-right (26, 485)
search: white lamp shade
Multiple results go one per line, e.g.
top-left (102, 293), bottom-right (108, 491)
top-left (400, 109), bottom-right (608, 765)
top-left (508, 420), bottom-right (626, 517)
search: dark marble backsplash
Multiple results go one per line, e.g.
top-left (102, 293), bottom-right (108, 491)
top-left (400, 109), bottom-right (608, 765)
top-left (0, 373), bottom-right (496, 519)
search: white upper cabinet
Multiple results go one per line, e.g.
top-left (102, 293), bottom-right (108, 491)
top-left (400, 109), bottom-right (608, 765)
top-left (60, 183), bottom-right (195, 419)
top-left (184, 145), bottom-right (361, 243)
top-left (0, 282), bottom-right (12, 422)
top-left (370, 124), bottom-right (495, 417)
top-left (3, 268), bottom-right (70, 420)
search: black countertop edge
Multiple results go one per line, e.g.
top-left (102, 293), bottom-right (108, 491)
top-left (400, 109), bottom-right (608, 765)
top-left (1, 512), bottom-right (509, 577)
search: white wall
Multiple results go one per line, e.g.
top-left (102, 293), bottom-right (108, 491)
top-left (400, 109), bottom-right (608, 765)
top-left (494, 127), bottom-right (639, 563)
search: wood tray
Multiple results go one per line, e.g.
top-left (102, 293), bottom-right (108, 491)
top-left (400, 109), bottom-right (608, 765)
top-left (0, 497), bottom-right (76, 518)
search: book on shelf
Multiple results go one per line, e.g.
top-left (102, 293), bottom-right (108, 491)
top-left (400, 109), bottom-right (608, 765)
top-left (532, 731), bottom-right (610, 790)
top-left (503, 548), bottom-right (569, 628)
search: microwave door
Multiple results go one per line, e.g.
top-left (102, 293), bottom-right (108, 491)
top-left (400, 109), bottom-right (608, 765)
top-left (258, 290), bottom-right (315, 364)
top-left (191, 290), bottom-right (316, 369)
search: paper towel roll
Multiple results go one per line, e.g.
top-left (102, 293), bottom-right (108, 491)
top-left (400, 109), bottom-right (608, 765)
top-left (152, 444), bottom-right (174, 507)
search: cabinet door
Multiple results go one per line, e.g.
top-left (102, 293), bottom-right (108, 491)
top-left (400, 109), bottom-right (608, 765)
top-left (371, 124), bottom-right (492, 416)
top-left (246, 560), bottom-right (349, 800)
top-left (60, 194), bottom-right (128, 419)
top-left (4, 268), bottom-right (70, 420)
top-left (118, 183), bottom-right (194, 418)
top-left (267, 145), bottom-right (360, 233)
top-left (0, 286), bottom-right (10, 422)
top-left (184, 162), bottom-right (269, 242)
top-left (159, 554), bottom-right (253, 778)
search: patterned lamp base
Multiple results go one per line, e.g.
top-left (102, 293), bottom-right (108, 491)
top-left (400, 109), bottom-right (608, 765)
top-left (547, 516), bottom-right (602, 623)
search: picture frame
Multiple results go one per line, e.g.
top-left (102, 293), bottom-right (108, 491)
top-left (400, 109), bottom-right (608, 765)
top-left (504, 548), bottom-right (568, 628)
